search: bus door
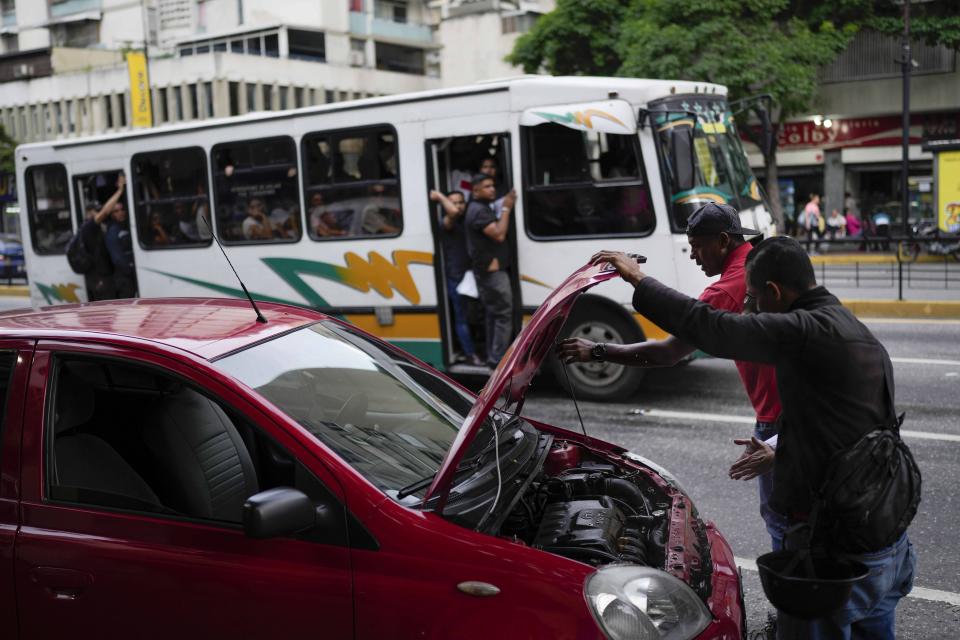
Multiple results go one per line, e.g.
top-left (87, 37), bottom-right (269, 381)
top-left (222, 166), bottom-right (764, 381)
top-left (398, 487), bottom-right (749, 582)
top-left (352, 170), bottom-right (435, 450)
top-left (72, 168), bottom-right (137, 298)
top-left (21, 163), bottom-right (80, 307)
top-left (425, 132), bottom-right (517, 373)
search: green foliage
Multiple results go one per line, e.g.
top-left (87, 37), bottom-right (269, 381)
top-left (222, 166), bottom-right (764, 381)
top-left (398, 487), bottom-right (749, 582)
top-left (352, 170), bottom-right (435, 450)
top-left (0, 125), bottom-right (16, 175)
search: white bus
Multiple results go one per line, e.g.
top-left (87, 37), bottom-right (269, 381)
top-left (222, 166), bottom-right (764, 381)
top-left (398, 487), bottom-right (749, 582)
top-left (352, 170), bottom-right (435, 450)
top-left (15, 76), bottom-right (772, 400)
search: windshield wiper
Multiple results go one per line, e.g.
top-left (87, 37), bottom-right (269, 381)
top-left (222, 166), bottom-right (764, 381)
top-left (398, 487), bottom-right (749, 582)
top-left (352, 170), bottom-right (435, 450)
top-left (397, 465), bottom-right (475, 500)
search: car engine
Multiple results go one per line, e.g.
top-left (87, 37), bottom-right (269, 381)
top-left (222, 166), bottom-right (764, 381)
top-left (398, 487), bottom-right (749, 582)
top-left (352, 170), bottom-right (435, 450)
top-left (498, 441), bottom-right (712, 599)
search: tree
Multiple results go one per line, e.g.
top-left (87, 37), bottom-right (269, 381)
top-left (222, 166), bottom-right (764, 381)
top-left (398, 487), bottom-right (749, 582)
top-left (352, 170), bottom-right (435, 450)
top-left (0, 124), bottom-right (16, 175)
top-left (507, 0), bottom-right (960, 230)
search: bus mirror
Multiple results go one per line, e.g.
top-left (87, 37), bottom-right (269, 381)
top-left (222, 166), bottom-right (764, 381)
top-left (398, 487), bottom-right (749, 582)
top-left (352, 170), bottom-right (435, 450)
top-left (672, 126), bottom-right (695, 192)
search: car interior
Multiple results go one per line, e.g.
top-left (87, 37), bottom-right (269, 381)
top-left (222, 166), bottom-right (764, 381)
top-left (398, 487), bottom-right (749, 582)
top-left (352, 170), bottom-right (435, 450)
top-left (48, 358), bottom-right (333, 527)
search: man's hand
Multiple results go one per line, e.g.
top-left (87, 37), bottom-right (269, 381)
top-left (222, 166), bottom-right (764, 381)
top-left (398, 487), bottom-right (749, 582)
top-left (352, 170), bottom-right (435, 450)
top-left (590, 250), bottom-right (646, 287)
top-left (429, 190), bottom-right (441, 202)
top-left (116, 174), bottom-right (126, 191)
top-left (728, 436), bottom-right (775, 481)
top-left (502, 189), bottom-right (517, 210)
top-left (556, 338), bottom-right (595, 364)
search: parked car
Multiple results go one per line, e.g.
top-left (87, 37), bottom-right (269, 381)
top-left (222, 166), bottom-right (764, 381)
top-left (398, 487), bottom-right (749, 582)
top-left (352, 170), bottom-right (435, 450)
top-left (0, 234), bottom-right (25, 281)
top-left (0, 262), bottom-right (744, 639)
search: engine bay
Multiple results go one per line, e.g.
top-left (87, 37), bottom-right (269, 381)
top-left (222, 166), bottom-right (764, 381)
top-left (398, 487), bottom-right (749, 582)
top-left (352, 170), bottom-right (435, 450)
top-left (498, 440), bottom-right (713, 599)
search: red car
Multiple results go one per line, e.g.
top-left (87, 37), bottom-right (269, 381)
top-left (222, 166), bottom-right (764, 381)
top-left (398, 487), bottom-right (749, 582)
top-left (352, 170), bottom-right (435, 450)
top-left (0, 262), bottom-right (744, 639)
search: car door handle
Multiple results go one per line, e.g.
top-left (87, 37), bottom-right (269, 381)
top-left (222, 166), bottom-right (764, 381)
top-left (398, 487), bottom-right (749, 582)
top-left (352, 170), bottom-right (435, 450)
top-left (29, 566), bottom-right (94, 600)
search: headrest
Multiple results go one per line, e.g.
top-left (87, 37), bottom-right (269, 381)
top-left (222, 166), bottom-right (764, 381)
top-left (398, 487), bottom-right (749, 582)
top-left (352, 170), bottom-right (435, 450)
top-left (55, 367), bottom-right (96, 434)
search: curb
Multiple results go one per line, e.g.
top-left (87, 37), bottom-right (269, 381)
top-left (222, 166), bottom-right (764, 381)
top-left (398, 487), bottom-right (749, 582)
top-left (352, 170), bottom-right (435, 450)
top-left (841, 299), bottom-right (960, 319)
top-left (0, 286), bottom-right (29, 297)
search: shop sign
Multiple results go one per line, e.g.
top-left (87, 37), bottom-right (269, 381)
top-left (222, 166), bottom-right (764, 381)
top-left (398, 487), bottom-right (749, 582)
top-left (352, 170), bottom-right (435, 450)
top-left (936, 150), bottom-right (960, 233)
top-left (744, 113), bottom-right (960, 152)
top-left (0, 173), bottom-right (16, 203)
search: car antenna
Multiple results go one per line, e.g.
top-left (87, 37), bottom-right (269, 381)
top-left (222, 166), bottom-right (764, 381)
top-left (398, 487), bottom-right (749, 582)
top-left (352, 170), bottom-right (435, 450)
top-left (200, 216), bottom-right (267, 324)
top-left (558, 348), bottom-right (588, 438)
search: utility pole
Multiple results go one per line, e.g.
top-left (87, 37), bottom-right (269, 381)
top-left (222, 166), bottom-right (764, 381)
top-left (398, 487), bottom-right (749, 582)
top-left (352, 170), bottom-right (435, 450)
top-left (900, 0), bottom-right (911, 239)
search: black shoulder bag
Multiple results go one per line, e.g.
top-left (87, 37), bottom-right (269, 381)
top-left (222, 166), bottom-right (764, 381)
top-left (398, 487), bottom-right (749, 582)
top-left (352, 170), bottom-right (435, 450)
top-left (814, 355), bottom-right (922, 553)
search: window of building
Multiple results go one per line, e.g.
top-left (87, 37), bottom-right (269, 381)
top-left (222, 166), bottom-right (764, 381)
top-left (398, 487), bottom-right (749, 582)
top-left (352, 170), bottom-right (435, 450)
top-left (131, 147), bottom-right (212, 249)
top-left (294, 86), bottom-right (304, 109)
top-left (375, 42), bottom-right (425, 75)
top-left (25, 164), bottom-right (72, 255)
top-left (173, 86), bottom-right (184, 121)
top-left (325, 90), bottom-right (335, 104)
top-left (279, 87), bottom-right (288, 110)
top-left (179, 46), bottom-right (194, 56)
top-left (262, 84), bottom-right (272, 111)
top-left (158, 87), bottom-right (169, 123)
top-left (247, 36), bottom-right (261, 55)
top-left (523, 123), bottom-right (655, 239)
top-left (46, 357), bottom-right (347, 537)
top-left (301, 126), bottom-right (401, 240)
top-left (212, 136), bottom-right (301, 244)
top-left (349, 38), bottom-right (366, 67)
top-left (230, 39), bottom-right (243, 53)
top-left (501, 12), bottom-right (539, 35)
top-left (117, 93), bottom-right (127, 127)
top-left (229, 81), bottom-right (240, 116)
top-left (203, 82), bottom-right (213, 118)
top-left (289, 29), bottom-right (326, 62)
top-left (264, 33), bottom-right (279, 57)
top-left (50, 20), bottom-right (99, 48)
top-left (196, 44), bottom-right (210, 54)
top-left (188, 84), bottom-right (198, 119)
top-left (212, 41), bottom-right (227, 52)
top-left (246, 83), bottom-right (256, 112)
top-left (1, 34), bottom-right (18, 54)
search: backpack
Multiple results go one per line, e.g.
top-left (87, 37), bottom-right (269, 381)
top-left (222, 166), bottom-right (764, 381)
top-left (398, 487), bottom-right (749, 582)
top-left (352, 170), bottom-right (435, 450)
top-left (66, 231), bottom-right (93, 275)
top-left (814, 356), bottom-right (922, 553)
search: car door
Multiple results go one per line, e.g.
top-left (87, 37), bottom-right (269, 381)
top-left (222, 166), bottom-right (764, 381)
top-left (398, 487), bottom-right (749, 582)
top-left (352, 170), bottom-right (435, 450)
top-left (0, 340), bottom-right (33, 640)
top-left (14, 342), bottom-right (353, 639)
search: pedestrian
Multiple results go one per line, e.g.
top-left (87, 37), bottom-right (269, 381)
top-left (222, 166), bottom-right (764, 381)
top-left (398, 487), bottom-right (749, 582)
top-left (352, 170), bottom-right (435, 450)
top-left (558, 202), bottom-right (786, 550)
top-left (844, 208), bottom-right (861, 238)
top-left (801, 193), bottom-right (823, 253)
top-left (103, 175), bottom-right (137, 298)
top-left (465, 174), bottom-right (516, 366)
top-left (591, 237), bottom-right (916, 639)
top-left (431, 189), bottom-right (483, 367)
top-left (826, 208), bottom-right (845, 242)
top-left (873, 208), bottom-right (892, 251)
top-left (79, 174), bottom-right (125, 301)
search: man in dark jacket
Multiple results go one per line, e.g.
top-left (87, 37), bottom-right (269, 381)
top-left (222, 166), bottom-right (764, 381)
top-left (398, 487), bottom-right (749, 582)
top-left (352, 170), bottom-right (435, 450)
top-left (590, 236), bottom-right (915, 639)
top-left (80, 174), bottom-right (127, 301)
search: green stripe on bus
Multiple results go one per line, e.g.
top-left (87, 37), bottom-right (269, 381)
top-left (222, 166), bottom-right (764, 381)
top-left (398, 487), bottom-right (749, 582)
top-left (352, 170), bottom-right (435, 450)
top-left (389, 340), bottom-right (444, 368)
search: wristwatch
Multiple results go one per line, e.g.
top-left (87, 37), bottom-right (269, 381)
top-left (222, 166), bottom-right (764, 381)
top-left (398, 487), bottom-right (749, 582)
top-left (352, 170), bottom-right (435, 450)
top-left (590, 343), bottom-right (607, 362)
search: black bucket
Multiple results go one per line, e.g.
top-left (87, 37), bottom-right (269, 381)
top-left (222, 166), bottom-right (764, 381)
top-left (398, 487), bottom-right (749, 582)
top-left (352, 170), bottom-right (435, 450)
top-left (757, 550), bottom-right (869, 619)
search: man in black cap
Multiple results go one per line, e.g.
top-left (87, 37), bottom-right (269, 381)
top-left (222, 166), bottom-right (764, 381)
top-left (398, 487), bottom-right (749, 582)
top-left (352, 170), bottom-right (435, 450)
top-left (587, 236), bottom-right (915, 639)
top-left (560, 202), bottom-right (787, 549)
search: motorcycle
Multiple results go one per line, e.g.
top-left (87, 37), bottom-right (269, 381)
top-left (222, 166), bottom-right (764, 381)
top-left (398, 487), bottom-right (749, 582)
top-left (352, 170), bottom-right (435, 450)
top-left (903, 220), bottom-right (960, 262)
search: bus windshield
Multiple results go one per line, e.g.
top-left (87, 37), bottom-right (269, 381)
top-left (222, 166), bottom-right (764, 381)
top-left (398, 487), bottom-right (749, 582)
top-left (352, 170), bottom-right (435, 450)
top-left (652, 97), bottom-right (765, 230)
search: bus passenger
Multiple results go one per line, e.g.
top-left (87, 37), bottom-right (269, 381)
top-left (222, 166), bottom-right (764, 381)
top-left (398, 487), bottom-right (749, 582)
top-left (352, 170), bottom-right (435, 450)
top-left (242, 198), bottom-right (274, 240)
top-left (357, 184), bottom-right (400, 235)
top-left (466, 174), bottom-right (517, 366)
top-left (308, 192), bottom-right (347, 238)
top-left (104, 193), bottom-right (137, 298)
top-left (431, 189), bottom-right (482, 367)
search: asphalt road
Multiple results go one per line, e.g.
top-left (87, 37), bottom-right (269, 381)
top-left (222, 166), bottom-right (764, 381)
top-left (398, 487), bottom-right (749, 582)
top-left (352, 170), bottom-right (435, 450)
top-left (521, 318), bottom-right (960, 639)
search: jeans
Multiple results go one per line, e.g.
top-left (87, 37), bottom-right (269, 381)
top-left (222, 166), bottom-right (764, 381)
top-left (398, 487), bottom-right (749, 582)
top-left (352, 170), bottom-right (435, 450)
top-left (475, 269), bottom-right (513, 365)
top-left (755, 421), bottom-right (789, 551)
top-left (446, 274), bottom-right (476, 357)
top-left (777, 533), bottom-right (916, 640)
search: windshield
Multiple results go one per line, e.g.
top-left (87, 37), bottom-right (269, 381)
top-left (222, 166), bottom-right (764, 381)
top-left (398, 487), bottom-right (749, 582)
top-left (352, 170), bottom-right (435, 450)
top-left (214, 321), bottom-right (518, 505)
top-left (652, 96), bottom-right (765, 230)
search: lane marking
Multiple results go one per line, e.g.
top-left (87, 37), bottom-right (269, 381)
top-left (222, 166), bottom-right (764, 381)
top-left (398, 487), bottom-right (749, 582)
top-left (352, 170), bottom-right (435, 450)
top-left (891, 357), bottom-right (960, 367)
top-left (734, 557), bottom-right (960, 607)
top-left (640, 409), bottom-right (960, 443)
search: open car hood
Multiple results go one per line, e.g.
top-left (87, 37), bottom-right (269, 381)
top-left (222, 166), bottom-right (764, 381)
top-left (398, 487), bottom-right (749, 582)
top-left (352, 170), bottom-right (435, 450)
top-left (423, 261), bottom-right (621, 512)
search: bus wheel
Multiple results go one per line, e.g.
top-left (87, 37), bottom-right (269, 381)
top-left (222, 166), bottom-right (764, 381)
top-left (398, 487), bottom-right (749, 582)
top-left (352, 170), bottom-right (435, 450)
top-left (549, 307), bottom-right (645, 402)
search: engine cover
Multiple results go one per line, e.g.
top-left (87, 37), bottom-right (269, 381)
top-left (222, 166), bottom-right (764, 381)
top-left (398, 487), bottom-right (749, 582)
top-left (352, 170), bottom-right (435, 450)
top-left (533, 496), bottom-right (626, 561)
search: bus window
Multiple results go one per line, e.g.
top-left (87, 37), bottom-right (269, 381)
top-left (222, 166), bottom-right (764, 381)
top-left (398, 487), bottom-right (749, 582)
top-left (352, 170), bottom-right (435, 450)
top-left (302, 126), bottom-right (401, 240)
top-left (212, 136), bottom-right (301, 244)
top-left (131, 147), bottom-right (212, 249)
top-left (25, 164), bottom-right (72, 255)
top-left (523, 123), bottom-right (655, 240)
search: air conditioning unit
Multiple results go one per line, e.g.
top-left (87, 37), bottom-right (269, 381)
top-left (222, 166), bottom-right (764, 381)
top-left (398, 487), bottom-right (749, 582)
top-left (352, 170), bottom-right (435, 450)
top-left (13, 64), bottom-right (34, 79)
top-left (349, 50), bottom-right (365, 67)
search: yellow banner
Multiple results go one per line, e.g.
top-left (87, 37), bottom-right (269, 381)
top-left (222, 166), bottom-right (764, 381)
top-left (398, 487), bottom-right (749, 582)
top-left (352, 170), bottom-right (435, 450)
top-left (126, 50), bottom-right (153, 129)
top-left (937, 150), bottom-right (960, 232)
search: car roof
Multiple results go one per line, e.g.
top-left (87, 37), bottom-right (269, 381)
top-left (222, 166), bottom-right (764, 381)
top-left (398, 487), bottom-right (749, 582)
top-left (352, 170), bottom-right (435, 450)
top-left (0, 297), bottom-right (322, 360)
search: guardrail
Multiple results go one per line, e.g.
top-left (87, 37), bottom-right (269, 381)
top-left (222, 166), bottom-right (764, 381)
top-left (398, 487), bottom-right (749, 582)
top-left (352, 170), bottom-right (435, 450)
top-left (796, 234), bottom-right (960, 300)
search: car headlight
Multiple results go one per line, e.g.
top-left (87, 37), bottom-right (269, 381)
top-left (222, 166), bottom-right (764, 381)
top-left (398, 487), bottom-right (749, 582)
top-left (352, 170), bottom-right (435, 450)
top-left (585, 566), bottom-right (711, 640)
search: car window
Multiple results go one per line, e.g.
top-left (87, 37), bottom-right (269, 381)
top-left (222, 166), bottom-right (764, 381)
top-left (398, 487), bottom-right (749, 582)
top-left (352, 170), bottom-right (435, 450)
top-left (46, 357), bottom-right (342, 533)
top-left (0, 352), bottom-right (17, 475)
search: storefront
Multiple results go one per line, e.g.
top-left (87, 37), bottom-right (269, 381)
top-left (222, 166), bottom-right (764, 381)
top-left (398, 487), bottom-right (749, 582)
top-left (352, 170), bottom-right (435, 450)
top-left (746, 112), bottom-right (959, 229)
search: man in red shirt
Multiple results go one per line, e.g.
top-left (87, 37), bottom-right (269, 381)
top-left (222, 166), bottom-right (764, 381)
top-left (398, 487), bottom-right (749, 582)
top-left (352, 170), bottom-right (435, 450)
top-left (559, 202), bottom-right (788, 549)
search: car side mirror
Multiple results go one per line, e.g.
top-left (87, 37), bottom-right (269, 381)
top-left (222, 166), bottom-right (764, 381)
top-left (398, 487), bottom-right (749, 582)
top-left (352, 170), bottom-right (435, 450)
top-left (672, 125), bottom-right (696, 192)
top-left (243, 487), bottom-right (319, 539)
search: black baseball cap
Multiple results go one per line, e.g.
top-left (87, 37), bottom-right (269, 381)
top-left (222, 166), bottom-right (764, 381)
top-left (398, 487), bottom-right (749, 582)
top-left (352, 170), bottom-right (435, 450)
top-left (685, 202), bottom-right (760, 237)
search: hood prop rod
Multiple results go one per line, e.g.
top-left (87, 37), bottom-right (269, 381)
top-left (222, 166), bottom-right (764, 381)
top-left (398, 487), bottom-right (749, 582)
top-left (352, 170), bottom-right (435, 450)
top-left (558, 347), bottom-right (588, 438)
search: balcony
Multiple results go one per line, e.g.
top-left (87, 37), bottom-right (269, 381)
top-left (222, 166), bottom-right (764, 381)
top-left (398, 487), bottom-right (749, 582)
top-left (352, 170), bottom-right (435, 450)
top-left (49, 0), bottom-right (102, 19)
top-left (349, 11), bottom-right (432, 45)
